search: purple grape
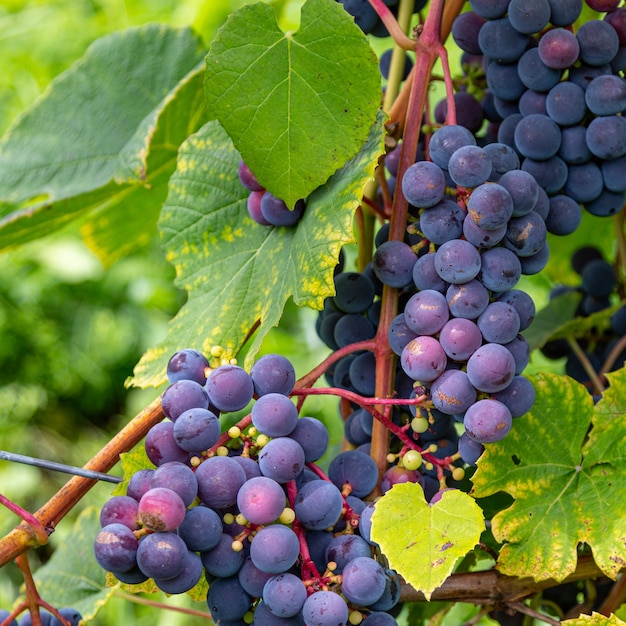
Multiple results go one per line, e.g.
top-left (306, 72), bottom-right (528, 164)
top-left (497, 290), bottom-right (536, 331)
top-left (201, 532), bottom-right (245, 577)
top-left (173, 407), bottom-right (221, 453)
top-left (302, 591), bottom-right (349, 626)
top-left (237, 476), bottom-right (286, 525)
top-left (205, 364), bottom-right (254, 413)
top-left (250, 354), bottom-right (296, 397)
top-left (381, 465), bottom-right (421, 493)
top-left (258, 437), bottom-right (306, 483)
top-left (261, 192), bottom-right (305, 226)
top-left (467, 343), bottom-right (516, 393)
top-left (138, 487), bottom-right (186, 532)
top-left (161, 379), bottom-right (209, 422)
top-left (178, 505), bottom-right (222, 552)
top-left (126, 469), bottom-right (154, 502)
top-left (254, 600), bottom-right (305, 625)
top-left (428, 125), bottom-right (477, 169)
top-left (477, 301), bottom-right (521, 344)
top-left (248, 189), bottom-right (270, 225)
top-left (372, 240), bottom-right (418, 288)
top-left (404, 289), bottom-right (450, 335)
top-left (263, 573), bottom-right (307, 618)
top-left (388, 314), bottom-right (419, 357)
top-left (207, 576), bottom-right (252, 623)
top-left (452, 11), bottom-right (486, 54)
top-left (430, 369), bottom-right (477, 415)
top-left (498, 170), bottom-right (539, 218)
top-left (325, 534), bottom-right (372, 573)
top-left (484, 143), bottom-right (520, 181)
top-left (145, 421), bottom-right (190, 466)
top-left (412, 253), bottom-right (448, 292)
top-left (238, 557), bottom-right (275, 597)
top-left (196, 456), bottom-right (246, 509)
top-left (438, 318), bottom-right (482, 361)
top-left (401, 336), bottom-right (447, 382)
top-left (166, 349), bottom-right (209, 384)
top-left (362, 612), bottom-right (399, 625)
top-left (458, 431), bottom-right (485, 465)
top-left (136, 531), bottom-right (187, 580)
top-left (446, 279), bottom-right (490, 320)
top-left (238, 160), bottom-right (263, 191)
top-left (478, 17), bottom-right (531, 62)
top-left (493, 375), bottom-right (536, 417)
top-left (419, 197), bottom-right (465, 244)
top-left (434, 238), bottom-right (482, 284)
top-left (288, 416), bottom-right (330, 463)
top-left (250, 524), bottom-right (300, 574)
top-left (341, 557), bottom-right (386, 606)
top-left (294, 479), bottom-right (344, 530)
top-left (464, 399), bottom-right (513, 443)
top-left (545, 195), bottom-right (582, 236)
top-left (154, 550), bottom-right (203, 594)
top-left (94, 523), bottom-right (139, 573)
top-left (448, 145), bottom-right (492, 188)
top-left (328, 450), bottom-right (378, 498)
top-left (370, 569), bottom-right (402, 611)
top-left (577, 20), bottom-right (620, 66)
top-left (99, 495), bottom-right (139, 530)
top-left (252, 393), bottom-right (299, 437)
top-left (150, 461), bottom-right (198, 507)
top-left (467, 183), bottom-right (514, 231)
top-left (401, 160), bottom-right (448, 208)
top-left (478, 247), bottom-right (522, 292)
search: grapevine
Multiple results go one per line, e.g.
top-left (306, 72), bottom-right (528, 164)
top-left (0, 0), bottom-right (625, 625)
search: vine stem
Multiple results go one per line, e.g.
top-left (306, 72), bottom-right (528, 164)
top-left (112, 589), bottom-right (213, 619)
top-left (566, 337), bottom-right (605, 396)
top-left (0, 395), bottom-right (165, 567)
top-left (506, 601), bottom-right (560, 626)
top-left (598, 572), bottom-right (626, 616)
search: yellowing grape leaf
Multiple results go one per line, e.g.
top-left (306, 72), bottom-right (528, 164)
top-left (472, 371), bottom-right (626, 582)
top-left (132, 113), bottom-right (385, 387)
top-left (204, 0), bottom-right (381, 208)
top-left (563, 613), bottom-right (626, 626)
top-left (370, 483), bottom-right (485, 600)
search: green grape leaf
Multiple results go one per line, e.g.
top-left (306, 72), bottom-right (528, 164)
top-left (0, 25), bottom-right (208, 264)
top-left (204, 0), bottom-right (381, 208)
top-left (562, 613), bottom-right (626, 626)
top-left (132, 112), bottom-right (385, 388)
top-left (33, 507), bottom-right (113, 622)
top-left (370, 482), bottom-right (485, 600)
top-left (472, 371), bottom-right (626, 582)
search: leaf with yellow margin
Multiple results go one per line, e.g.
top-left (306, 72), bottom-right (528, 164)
top-left (472, 371), bottom-right (626, 582)
top-left (370, 482), bottom-right (485, 600)
top-left (132, 112), bottom-right (385, 387)
top-left (562, 612), bottom-right (626, 626)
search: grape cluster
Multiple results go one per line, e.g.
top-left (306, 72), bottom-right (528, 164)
top-left (94, 350), bottom-right (402, 626)
top-left (0, 607), bottom-right (82, 626)
top-left (452, 0), bottom-right (626, 223)
top-left (542, 246), bottom-right (626, 390)
top-left (239, 161), bottom-right (306, 227)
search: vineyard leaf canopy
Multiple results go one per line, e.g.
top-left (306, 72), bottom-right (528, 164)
top-left (204, 0), bottom-right (381, 208)
top-left (472, 371), bottom-right (626, 582)
top-left (370, 483), bottom-right (485, 600)
top-left (0, 25), bottom-right (208, 264)
top-left (132, 114), bottom-right (385, 388)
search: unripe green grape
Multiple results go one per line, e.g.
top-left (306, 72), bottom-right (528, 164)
top-left (403, 449), bottom-right (423, 470)
top-left (411, 416), bottom-right (429, 433)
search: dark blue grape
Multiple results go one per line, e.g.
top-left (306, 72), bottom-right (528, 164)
top-left (333, 313), bottom-right (376, 348)
top-left (333, 272), bottom-right (376, 313)
top-left (238, 557), bottom-right (274, 597)
top-left (519, 89), bottom-right (548, 116)
top-left (586, 115), bottom-right (626, 160)
top-left (478, 247), bottom-right (522, 292)
top-left (136, 531), bottom-right (187, 580)
top-left (428, 126), bottom-right (477, 169)
top-left (493, 375), bottom-right (536, 417)
top-left (467, 183), bottom-right (514, 231)
top-left (565, 163), bottom-right (603, 204)
top-left (463, 214), bottom-right (506, 249)
top-left (478, 18), bottom-right (531, 62)
top-left (486, 61), bottom-right (525, 102)
top-left (477, 301), bottom-right (521, 344)
top-left (603, 156), bottom-right (626, 192)
top-left (514, 114), bottom-right (562, 160)
top-left (577, 20), bottom-right (619, 66)
top-left (559, 125), bottom-right (592, 164)
top-left (94, 523), bottom-right (138, 573)
top-left (498, 169), bottom-right (539, 217)
top-left (452, 11), bottom-right (487, 54)
top-left (497, 290), bottom-right (535, 331)
top-left (521, 156), bottom-right (569, 194)
top-left (328, 450), bottom-right (379, 498)
top-left (178, 505), bottom-right (222, 552)
top-left (295, 480), bottom-right (343, 530)
top-left (448, 145), bottom-right (492, 188)
top-left (201, 532), bottom-right (246, 577)
top-left (419, 196), bottom-right (465, 244)
top-left (504, 212), bottom-right (547, 257)
top-left (155, 550), bottom-right (203, 594)
top-left (49, 608), bottom-right (82, 626)
top-left (372, 240), bottom-right (418, 288)
top-left (173, 407), bottom-right (221, 453)
top-left (401, 161), bottom-right (447, 208)
top-left (546, 0), bottom-right (582, 27)
top-left (508, 0), bottom-right (550, 34)
top-left (325, 534), bottom-right (372, 573)
top-left (207, 576), bottom-right (252, 623)
top-left (545, 195), bottom-right (582, 236)
top-left (288, 416), bottom-right (329, 463)
top-left (349, 351), bottom-right (377, 396)
top-left (517, 48), bottom-right (562, 91)
top-left (585, 189), bottom-right (626, 217)
top-left (378, 48), bottom-right (413, 81)
top-left (258, 437), bottom-right (306, 484)
top-left (458, 431), bottom-right (485, 465)
top-left (484, 143), bottom-right (520, 181)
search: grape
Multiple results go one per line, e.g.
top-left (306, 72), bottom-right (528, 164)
top-left (602, 156), bottom-right (626, 192)
top-left (167, 349), bottom-right (209, 385)
top-left (585, 75), bottom-right (626, 116)
top-left (379, 48), bottom-right (413, 81)
top-left (239, 161), bottom-right (263, 191)
top-left (233, 455), bottom-right (263, 480)
top-left (605, 8), bottom-right (626, 44)
top-left (207, 576), bottom-right (252, 623)
top-left (477, 302), bottom-right (521, 344)
top-left (49, 608), bottom-right (82, 626)
top-left (372, 240), bottom-right (418, 288)
top-left (569, 62), bottom-right (613, 89)
top-left (438, 318), bottom-right (483, 361)
top-left (508, 0), bottom-right (550, 33)
top-left (446, 279), bottom-right (490, 319)
top-left (111, 564), bottom-right (149, 585)
top-left (401, 161), bottom-right (447, 208)
top-left (361, 612), bottom-right (399, 625)
top-left (436, 92), bottom-right (486, 135)
top-left (94, 523), bottom-right (139, 573)
top-left (484, 143), bottom-right (520, 181)
top-left (288, 416), bottom-right (330, 462)
top-left (252, 393), bottom-right (299, 437)
top-left (348, 351), bottom-right (376, 395)
top-left (546, 82), bottom-right (587, 126)
top-left (0, 610), bottom-right (16, 626)
top-left (260, 192), bottom-right (305, 226)
top-left (99, 495), bottom-right (139, 530)
top-left (487, 61), bottom-right (526, 102)
top-left (452, 11), bottom-right (487, 55)
top-left (478, 247), bottom-right (522, 292)
top-left (263, 573), bottom-right (307, 618)
top-left (150, 461), bottom-right (198, 507)
top-left (434, 239), bottom-right (482, 284)
top-left (238, 557), bottom-right (275, 597)
top-left (254, 601), bottom-right (305, 625)
top-left (201, 532), bottom-right (246, 577)
top-left (302, 591), bottom-right (349, 626)
top-left (458, 431), bottom-right (485, 465)
top-left (428, 125), bottom-right (477, 169)
top-left (466, 343), bottom-right (516, 393)
top-left (369, 569), bottom-right (402, 611)
top-left (504, 212), bottom-right (547, 258)
top-left (145, 421), bottom-right (190, 466)
top-left (206, 364), bottom-right (254, 412)
top-left (196, 456), bottom-right (247, 509)
top-left (564, 163), bottom-right (604, 204)
top-left (333, 272), bottom-right (376, 313)
top-left (325, 534), bottom-right (372, 573)
top-left (517, 48), bottom-right (562, 91)
top-left (250, 354), bottom-right (296, 397)
top-left (467, 183), bottom-right (514, 231)
top-left (493, 375), bottom-right (536, 417)
top-left (173, 407), bottom-right (221, 453)
top-left (497, 113), bottom-right (524, 150)
top-left (328, 450), bottom-right (379, 498)
top-left (493, 95), bottom-right (520, 118)
top-left (547, 0), bottom-right (582, 27)
top-left (412, 252), bottom-right (448, 292)
top-left (519, 242), bottom-right (550, 275)
top-left (295, 479), bottom-right (344, 530)
top-left (581, 259), bottom-right (616, 297)
top-left (138, 487), bottom-right (186, 532)
top-left (538, 28), bottom-right (580, 69)
top-left (519, 89), bottom-right (548, 116)
top-left (401, 336), bottom-right (447, 382)
top-left (419, 196), bottom-right (465, 244)
top-left (155, 550), bottom-right (203, 594)
top-left (430, 369), bottom-right (477, 415)
top-left (577, 20), bottom-right (620, 66)
top-left (358, 502), bottom-right (376, 544)
top-left (478, 18), bottom-right (531, 62)
top-left (250, 524), bottom-right (300, 574)
top-left (463, 214), bottom-right (506, 249)
top-left (388, 314), bottom-right (418, 357)
top-left (464, 399), bottom-right (513, 443)
top-left (161, 379), bottom-right (209, 422)
top-left (18, 611), bottom-right (51, 626)
top-left (404, 289), bottom-right (450, 335)
top-left (545, 195), bottom-right (582, 236)
top-left (338, 0), bottom-right (379, 33)
top-left (126, 469), bottom-right (154, 502)
top-left (514, 114), bottom-right (562, 160)
top-left (469, 0), bottom-right (509, 19)
top-left (178, 505), bottom-right (222, 552)
top-left (136, 531), bottom-right (187, 580)
top-left (448, 145), bottom-right (492, 188)
top-left (248, 189), bottom-right (270, 225)
top-left (586, 189), bottom-right (626, 217)
top-left (497, 290), bottom-right (536, 331)
top-left (530, 186), bottom-right (550, 221)
top-left (498, 169), bottom-right (539, 218)
top-left (237, 476), bottom-right (286, 525)
top-left (341, 557), bottom-right (386, 606)
top-left (258, 437), bottom-right (306, 483)
top-left (333, 313), bottom-right (376, 347)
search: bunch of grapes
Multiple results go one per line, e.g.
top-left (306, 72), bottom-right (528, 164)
top-left (0, 607), bottom-right (82, 626)
top-left (94, 350), bottom-right (403, 626)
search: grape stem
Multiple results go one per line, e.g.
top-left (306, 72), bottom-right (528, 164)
top-left (367, 0), bottom-right (415, 49)
top-left (566, 337), bottom-right (605, 395)
top-left (0, 494), bottom-right (48, 548)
